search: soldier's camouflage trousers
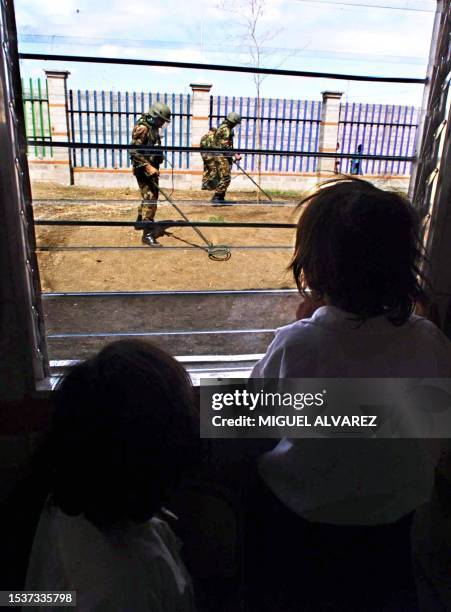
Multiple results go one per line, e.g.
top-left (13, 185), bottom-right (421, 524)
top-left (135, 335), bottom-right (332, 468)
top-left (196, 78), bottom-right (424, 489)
top-left (202, 156), bottom-right (219, 190)
top-left (201, 155), bottom-right (232, 196)
top-left (133, 166), bottom-right (159, 221)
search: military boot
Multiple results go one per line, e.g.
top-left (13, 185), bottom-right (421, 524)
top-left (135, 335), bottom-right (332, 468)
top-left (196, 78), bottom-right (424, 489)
top-left (142, 230), bottom-right (162, 247)
top-left (211, 193), bottom-right (225, 205)
top-left (211, 193), bottom-right (235, 206)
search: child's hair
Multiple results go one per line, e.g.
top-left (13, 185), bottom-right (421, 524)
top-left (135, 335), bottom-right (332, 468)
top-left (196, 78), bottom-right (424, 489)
top-left (49, 340), bottom-right (199, 528)
top-left (290, 178), bottom-right (427, 325)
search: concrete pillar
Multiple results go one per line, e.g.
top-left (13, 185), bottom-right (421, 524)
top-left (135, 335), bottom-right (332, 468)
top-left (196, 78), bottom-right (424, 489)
top-left (189, 83), bottom-right (212, 186)
top-left (317, 91), bottom-right (343, 176)
top-left (45, 70), bottom-right (72, 184)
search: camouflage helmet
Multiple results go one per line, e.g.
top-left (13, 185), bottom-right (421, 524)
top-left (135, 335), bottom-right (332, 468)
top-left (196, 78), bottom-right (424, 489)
top-left (148, 102), bottom-right (171, 122)
top-left (226, 111), bottom-right (241, 125)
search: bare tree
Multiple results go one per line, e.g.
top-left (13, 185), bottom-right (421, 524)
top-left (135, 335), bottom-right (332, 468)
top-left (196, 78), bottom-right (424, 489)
top-left (220, 0), bottom-right (296, 199)
top-left (243, 0), bottom-right (272, 192)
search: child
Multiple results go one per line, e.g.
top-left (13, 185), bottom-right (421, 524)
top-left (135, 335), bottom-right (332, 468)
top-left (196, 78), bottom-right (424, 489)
top-left (246, 179), bottom-right (451, 611)
top-left (26, 340), bottom-right (199, 611)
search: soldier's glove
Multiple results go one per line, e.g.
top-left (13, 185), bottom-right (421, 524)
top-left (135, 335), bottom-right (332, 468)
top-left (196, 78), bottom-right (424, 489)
top-left (234, 153), bottom-right (242, 161)
top-left (144, 164), bottom-right (159, 177)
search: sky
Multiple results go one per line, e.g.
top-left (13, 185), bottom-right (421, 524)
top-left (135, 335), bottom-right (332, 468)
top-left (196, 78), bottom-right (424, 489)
top-left (16, 0), bottom-right (437, 107)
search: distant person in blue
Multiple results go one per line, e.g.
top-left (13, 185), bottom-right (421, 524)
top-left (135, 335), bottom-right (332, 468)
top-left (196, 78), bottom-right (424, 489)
top-left (350, 143), bottom-right (363, 175)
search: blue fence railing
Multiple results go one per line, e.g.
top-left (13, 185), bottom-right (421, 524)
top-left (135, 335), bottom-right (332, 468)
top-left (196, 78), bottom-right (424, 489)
top-left (337, 103), bottom-right (419, 176)
top-left (210, 95), bottom-right (322, 173)
top-left (68, 90), bottom-right (191, 169)
top-left (66, 88), bottom-right (418, 176)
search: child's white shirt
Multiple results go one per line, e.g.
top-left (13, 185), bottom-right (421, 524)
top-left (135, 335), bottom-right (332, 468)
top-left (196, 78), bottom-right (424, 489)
top-left (251, 306), bottom-right (451, 525)
top-left (25, 498), bottom-right (196, 612)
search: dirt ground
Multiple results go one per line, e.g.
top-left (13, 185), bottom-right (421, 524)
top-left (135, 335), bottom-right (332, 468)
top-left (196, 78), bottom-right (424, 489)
top-left (33, 183), bottom-right (302, 292)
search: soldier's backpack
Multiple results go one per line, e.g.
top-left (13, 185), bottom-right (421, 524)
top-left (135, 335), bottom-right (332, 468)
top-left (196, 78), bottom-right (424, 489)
top-left (200, 128), bottom-right (217, 158)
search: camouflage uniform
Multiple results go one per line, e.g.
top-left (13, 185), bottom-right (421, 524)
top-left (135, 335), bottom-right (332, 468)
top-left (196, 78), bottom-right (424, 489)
top-left (200, 120), bottom-right (235, 198)
top-left (130, 113), bottom-right (164, 223)
top-left (201, 129), bottom-right (219, 190)
top-left (212, 120), bottom-right (234, 198)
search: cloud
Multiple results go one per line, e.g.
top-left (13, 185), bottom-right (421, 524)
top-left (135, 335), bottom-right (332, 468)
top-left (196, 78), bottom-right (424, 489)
top-left (15, 0), bottom-right (166, 39)
top-left (15, 0), bottom-right (434, 105)
top-left (326, 22), bottom-right (432, 58)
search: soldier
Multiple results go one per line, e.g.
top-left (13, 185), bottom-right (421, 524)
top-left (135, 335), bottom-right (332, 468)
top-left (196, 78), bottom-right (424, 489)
top-left (200, 127), bottom-right (218, 191)
top-left (200, 112), bottom-right (241, 204)
top-left (130, 102), bottom-right (171, 246)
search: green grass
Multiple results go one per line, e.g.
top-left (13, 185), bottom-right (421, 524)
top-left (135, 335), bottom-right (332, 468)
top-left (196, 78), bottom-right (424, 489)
top-left (208, 215), bottom-right (225, 223)
top-left (265, 189), bottom-right (305, 198)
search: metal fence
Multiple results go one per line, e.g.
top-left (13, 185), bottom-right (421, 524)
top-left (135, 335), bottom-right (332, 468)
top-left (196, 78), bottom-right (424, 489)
top-left (337, 103), bottom-right (419, 176)
top-left (22, 79), bottom-right (420, 176)
top-left (210, 95), bottom-right (322, 172)
top-left (67, 90), bottom-right (191, 169)
top-left (21, 77), bottom-right (52, 158)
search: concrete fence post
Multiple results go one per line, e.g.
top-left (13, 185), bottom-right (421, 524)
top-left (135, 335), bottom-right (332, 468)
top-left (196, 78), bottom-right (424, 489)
top-left (45, 70), bottom-right (72, 184)
top-left (189, 83), bottom-right (212, 188)
top-left (317, 90), bottom-right (343, 177)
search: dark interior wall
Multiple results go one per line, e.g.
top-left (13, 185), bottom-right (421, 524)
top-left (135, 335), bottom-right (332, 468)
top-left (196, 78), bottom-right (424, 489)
top-left (0, 0), bottom-right (54, 585)
top-left (0, 392), bottom-right (53, 589)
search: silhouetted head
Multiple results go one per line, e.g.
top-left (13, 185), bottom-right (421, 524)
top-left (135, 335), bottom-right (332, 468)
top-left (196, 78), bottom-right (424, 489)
top-left (290, 178), bottom-right (427, 325)
top-left (50, 340), bottom-right (199, 528)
